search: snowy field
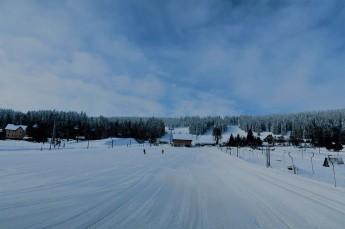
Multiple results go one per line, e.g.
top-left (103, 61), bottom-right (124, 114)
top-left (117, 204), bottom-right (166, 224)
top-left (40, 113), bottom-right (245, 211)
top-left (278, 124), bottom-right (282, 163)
top-left (1, 141), bottom-right (345, 228)
top-left (220, 146), bottom-right (345, 188)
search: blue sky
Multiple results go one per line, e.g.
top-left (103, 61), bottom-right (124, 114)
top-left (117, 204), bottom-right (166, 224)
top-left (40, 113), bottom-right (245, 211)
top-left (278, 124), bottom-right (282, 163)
top-left (0, 0), bottom-right (344, 117)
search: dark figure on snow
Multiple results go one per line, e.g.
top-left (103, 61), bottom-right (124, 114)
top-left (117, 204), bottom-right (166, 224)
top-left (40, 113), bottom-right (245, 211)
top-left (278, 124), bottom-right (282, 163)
top-left (162, 149), bottom-right (164, 154)
top-left (143, 149), bottom-right (146, 154)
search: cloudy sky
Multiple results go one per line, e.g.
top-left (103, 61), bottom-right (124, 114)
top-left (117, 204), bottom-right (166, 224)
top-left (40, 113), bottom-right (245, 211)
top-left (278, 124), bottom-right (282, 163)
top-left (0, 0), bottom-right (344, 117)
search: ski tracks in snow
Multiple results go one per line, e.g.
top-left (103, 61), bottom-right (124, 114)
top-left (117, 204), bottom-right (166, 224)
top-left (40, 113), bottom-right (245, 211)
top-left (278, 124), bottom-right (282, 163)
top-left (1, 146), bottom-right (345, 228)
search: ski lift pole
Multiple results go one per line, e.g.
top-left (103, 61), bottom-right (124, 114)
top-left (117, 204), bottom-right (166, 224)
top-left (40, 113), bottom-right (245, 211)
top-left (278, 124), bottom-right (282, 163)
top-left (266, 146), bottom-right (271, 168)
top-left (301, 148), bottom-right (304, 159)
top-left (310, 152), bottom-right (315, 175)
top-left (330, 159), bottom-right (337, 187)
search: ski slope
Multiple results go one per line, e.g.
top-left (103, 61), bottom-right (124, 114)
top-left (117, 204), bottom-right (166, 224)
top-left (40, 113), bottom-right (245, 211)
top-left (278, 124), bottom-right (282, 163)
top-left (1, 144), bottom-right (345, 228)
top-left (161, 125), bottom-right (250, 145)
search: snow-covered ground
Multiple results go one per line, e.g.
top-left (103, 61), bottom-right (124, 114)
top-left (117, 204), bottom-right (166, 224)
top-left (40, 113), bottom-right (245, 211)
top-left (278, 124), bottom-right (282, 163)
top-left (1, 140), bottom-right (345, 228)
top-left (220, 146), bottom-right (345, 188)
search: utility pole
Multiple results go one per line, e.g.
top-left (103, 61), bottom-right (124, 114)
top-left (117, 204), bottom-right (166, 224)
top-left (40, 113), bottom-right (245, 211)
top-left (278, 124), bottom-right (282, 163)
top-left (310, 152), bottom-right (315, 175)
top-left (266, 146), bottom-right (271, 168)
top-left (49, 120), bottom-right (56, 150)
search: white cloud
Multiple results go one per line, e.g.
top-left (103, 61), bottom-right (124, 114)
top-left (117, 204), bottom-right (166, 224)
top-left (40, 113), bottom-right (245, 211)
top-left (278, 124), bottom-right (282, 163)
top-left (0, 0), bottom-right (165, 116)
top-left (0, 0), bottom-right (344, 117)
top-left (68, 52), bottom-right (108, 79)
top-left (168, 87), bottom-right (240, 116)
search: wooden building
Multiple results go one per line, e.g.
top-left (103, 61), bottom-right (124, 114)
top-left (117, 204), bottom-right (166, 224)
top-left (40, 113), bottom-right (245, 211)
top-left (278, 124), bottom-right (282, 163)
top-left (172, 137), bottom-right (193, 147)
top-left (5, 124), bottom-right (27, 139)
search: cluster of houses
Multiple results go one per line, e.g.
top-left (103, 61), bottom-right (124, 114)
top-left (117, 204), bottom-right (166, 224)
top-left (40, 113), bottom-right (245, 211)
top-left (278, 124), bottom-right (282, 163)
top-left (0, 124), bottom-right (27, 140)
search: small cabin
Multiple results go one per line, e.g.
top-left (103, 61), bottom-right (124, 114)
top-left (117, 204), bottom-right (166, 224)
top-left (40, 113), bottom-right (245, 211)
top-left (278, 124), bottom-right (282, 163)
top-left (5, 124), bottom-right (27, 139)
top-left (172, 138), bottom-right (193, 147)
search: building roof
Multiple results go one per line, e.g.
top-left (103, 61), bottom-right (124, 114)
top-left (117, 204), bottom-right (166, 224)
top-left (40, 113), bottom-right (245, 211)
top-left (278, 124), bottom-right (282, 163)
top-left (172, 134), bottom-right (193, 141)
top-left (5, 124), bottom-right (27, 131)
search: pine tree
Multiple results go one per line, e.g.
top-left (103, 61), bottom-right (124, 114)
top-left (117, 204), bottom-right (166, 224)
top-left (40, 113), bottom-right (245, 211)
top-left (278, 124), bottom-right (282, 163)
top-left (213, 126), bottom-right (222, 145)
top-left (246, 129), bottom-right (255, 146)
top-left (228, 134), bottom-right (236, 146)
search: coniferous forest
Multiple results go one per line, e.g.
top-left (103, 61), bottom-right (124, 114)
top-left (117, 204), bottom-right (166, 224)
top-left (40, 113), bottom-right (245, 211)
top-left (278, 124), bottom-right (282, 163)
top-left (2, 108), bottom-right (345, 149)
top-left (0, 109), bottom-right (165, 142)
top-left (163, 109), bottom-right (345, 148)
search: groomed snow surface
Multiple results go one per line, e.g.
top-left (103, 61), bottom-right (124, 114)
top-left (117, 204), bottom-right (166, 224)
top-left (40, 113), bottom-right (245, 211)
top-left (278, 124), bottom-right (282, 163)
top-left (1, 140), bottom-right (345, 228)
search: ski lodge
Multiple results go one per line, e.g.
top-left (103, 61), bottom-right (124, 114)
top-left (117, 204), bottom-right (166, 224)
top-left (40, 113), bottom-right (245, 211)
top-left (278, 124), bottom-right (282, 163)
top-left (172, 138), bottom-right (193, 147)
top-left (5, 124), bottom-right (27, 139)
top-left (171, 134), bottom-right (193, 147)
top-left (160, 127), bottom-right (194, 147)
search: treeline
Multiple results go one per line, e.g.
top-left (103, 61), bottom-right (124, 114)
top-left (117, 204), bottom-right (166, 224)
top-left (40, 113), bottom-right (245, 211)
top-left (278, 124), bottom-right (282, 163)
top-left (164, 109), bottom-right (345, 148)
top-left (238, 109), bottom-right (345, 148)
top-left (0, 109), bottom-right (165, 142)
top-left (2, 108), bottom-right (345, 148)
top-left (225, 130), bottom-right (262, 147)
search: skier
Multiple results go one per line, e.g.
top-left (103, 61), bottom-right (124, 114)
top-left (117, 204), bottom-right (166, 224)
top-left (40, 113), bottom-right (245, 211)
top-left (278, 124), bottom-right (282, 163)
top-left (143, 149), bottom-right (146, 155)
top-left (162, 149), bottom-right (164, 154)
